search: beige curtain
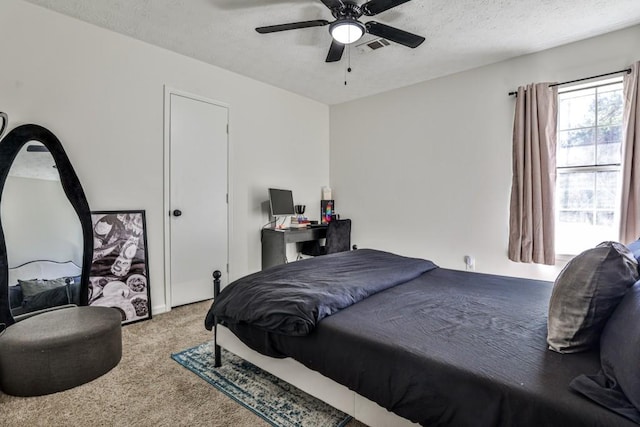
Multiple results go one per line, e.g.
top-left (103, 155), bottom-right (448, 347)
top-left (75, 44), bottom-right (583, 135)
top-left (508, 83), bottom-right (558, 265)
top-left (620, 61), bottom-right (640, 244)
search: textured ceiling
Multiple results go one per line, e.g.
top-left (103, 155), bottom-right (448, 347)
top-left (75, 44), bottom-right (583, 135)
top-left (22, 0), bottom-right (640, 105)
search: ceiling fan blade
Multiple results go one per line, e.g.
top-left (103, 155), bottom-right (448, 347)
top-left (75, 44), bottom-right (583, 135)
top-left (256, 19), bottom-right (329, 34)
top-left (362, 0), bottom-right (411, 16)
top-left (325, 40), bottom-right (345, 62)
top-left (365, 21), bottom-right (425, 48)
top-left (320, 0), bottom-right (344, 10)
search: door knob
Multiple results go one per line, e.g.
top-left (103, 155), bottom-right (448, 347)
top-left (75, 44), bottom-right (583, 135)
top-left (172, 209), bottom-right (182, 217)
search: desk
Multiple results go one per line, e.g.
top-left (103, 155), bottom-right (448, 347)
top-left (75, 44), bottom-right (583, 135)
top-left (261, 226), bottom-right (327, 270)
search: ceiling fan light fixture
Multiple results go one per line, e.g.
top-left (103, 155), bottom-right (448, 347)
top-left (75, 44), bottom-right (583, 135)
top-left (330, 20), bottom-right (365, 44)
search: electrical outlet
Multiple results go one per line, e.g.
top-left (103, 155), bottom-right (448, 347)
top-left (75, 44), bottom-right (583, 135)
top-left (464, 255), bottom-right (475, 271)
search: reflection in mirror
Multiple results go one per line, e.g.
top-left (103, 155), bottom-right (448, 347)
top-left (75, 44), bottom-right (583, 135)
top-left (0, 142), bottom-right (83, 318)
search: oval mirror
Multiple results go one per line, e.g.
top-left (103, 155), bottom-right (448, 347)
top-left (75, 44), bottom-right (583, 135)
top-left (0, 125), bottom-right (93, 327)
top-left (0, 112), bottom-right (7, 139)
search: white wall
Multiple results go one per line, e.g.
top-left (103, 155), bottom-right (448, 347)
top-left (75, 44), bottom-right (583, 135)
top-left (1, 176), bottom-right (82, 267)
top-left (0, 0), bottom-right (330, 313)
top-left (330, 24), bottom-right (640, 281)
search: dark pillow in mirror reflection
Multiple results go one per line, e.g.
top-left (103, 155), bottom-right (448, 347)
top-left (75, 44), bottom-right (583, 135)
top-left (15, 277), bottom-right (82, 310)
top-left (22, 285), bottom-right (72, 312)
top-left (9, 284), bottom-right (23, 309)
top-left (19, 278), bottom-right (69, 299)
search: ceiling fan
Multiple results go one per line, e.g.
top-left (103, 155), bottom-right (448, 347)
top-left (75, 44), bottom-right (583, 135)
top-left (255, 0), bottom-right (425, 63)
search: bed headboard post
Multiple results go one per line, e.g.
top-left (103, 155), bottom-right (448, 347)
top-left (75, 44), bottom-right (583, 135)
top-left (213, 269), bottom-right (222, 367)
top-left (213, 270), bottom-right (221, 298)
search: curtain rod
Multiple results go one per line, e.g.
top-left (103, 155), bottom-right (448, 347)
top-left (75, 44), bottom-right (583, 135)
top-left (508, 68), bottom-right (632, 96)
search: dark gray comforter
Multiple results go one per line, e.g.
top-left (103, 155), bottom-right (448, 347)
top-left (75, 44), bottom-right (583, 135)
top-left (205, 249), bottom-right (436, 335)
top-left (218, 267), bottom-right (636, 426)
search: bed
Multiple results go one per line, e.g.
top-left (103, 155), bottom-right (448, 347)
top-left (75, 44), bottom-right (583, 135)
top-left (205, 248), bottom-right (639, 427)
top-left (8, 260), bottom-right (82, 318)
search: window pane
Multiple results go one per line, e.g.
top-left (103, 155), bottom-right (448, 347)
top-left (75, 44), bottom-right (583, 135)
top-left (559, 210), bottom-right (593, 225)
top-left (596, 125), bottom-right (622, 164)
top-left (596, 211), bottom-right (614, 226)
top-left (558, 89), bottom-right (596, 130)
top-left (556, 79), bottom-right (623, 256)
top-left (595, 171), bottom-right (619, 209)
top-left (597, 125), bottom-right (622, 144)
top-left (557, 172), bottom-right (594, 209)
top-left (599, 82), bottom-right (623, 92)
top-left (556, 222), bottom-right (617, 254)
top-left (597, 89), bottom-right (623, 126)
top-left (557, 129), bottom-right (595, 167)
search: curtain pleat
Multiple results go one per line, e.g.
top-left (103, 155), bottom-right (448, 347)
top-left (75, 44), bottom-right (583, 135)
top-left (619, 62), bottom-right (640, 244)
top-left (508, 83), bottom-right (558, 265)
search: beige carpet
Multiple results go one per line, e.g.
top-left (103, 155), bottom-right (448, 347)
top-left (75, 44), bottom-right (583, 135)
top-left (0, 301), bottom-right (365, 427)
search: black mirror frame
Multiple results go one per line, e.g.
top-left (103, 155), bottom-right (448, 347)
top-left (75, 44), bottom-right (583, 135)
top-left (0, 124), bottom-right (93, 327)
top-left (0, 112), bottom-right (7, 139)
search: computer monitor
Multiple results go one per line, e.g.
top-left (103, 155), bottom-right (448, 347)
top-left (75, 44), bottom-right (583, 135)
top-left (268, 188), bottom-right (295, 217)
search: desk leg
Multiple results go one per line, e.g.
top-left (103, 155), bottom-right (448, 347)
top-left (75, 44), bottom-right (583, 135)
top-left (261, 229), bottom-right (287, 269)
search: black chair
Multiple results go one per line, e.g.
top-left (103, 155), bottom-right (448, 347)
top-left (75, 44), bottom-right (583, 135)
top-left (301, 219), bottom-right (351, 257)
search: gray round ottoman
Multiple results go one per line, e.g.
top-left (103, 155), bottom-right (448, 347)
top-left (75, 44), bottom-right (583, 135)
top-left (0, 306), bottom-right (122, 396)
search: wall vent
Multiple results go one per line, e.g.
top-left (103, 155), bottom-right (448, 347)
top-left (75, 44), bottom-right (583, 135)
top-left (356, 38), bottom-right (391, 54)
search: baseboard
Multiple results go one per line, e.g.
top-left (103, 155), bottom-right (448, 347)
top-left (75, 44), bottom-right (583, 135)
top-left (152, 304), bottom-right (168, 316)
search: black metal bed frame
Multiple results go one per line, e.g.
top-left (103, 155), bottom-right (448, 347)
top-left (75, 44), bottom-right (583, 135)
top-left (212, 270), bottom-right (222, 367)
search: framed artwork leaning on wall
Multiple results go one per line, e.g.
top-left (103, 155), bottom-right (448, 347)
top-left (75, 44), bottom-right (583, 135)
top-left (89, 210), bottom-right (152, 324)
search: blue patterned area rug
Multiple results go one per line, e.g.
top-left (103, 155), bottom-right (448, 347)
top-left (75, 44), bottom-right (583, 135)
top-left (171, 342), bottom-right (352, 427)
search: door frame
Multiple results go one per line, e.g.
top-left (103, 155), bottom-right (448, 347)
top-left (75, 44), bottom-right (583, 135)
top-left (163, 86), bottom-right (231, 312)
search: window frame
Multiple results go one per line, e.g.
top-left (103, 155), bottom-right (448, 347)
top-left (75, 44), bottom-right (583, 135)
top-left (554, 77), bottom-right (624, 257)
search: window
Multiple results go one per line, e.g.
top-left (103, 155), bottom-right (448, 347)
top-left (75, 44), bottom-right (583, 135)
top-left (555, 78), bottom-right (624, 255)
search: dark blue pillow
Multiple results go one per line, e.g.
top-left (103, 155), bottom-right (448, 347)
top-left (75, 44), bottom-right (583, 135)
top-left (627, 238), bottom-right (640, 268)
top-left (570, 281), bottom-right (640, 422)
top-left (600, 281), bottom-right (640, 409)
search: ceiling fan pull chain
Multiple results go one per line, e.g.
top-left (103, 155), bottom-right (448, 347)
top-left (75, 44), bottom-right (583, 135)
top-left (344, 45), bottom-right (352, 86)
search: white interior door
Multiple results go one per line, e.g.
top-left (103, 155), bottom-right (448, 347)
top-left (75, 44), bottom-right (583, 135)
top-left (168, 92), bottom-right (228, 307)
